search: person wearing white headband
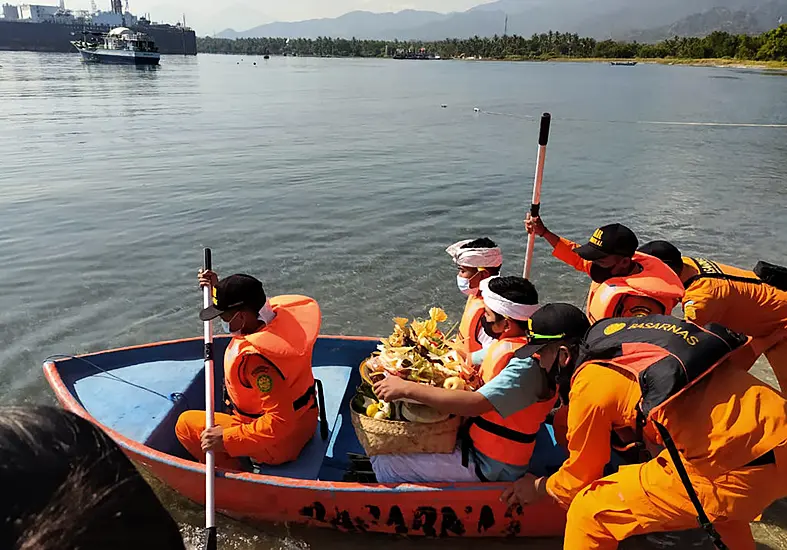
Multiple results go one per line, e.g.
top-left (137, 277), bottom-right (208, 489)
top-left (175, 269), bottom-right (322, 471)
top-left (445, 238), bottom-right (504, 364)
top-left (372, 276), bottom-right (565, 484)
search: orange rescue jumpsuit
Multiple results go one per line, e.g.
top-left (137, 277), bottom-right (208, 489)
top-left (175, 295), bottom-right (320, 470)
top-left (680, 257), bottom-right (787, 391)
top-left (545, 353), bottom-right (787, 550)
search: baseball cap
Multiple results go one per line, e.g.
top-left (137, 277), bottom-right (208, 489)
top-left (575, 223), bottom-right (639, 261)
top-left (526, 303), bottom-right (590, 344)
top-left (638, 240), bottom-right (683, 274)
top-left (199, 274), bottom-right (267, 321)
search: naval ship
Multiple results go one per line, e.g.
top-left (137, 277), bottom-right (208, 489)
top-left (0, 0), bottom-right (196, 55)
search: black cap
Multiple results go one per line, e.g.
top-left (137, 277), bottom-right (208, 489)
top-left (199, 274), bottom-right (266, 321)
top-left (638, 240), bottom-right (683, 274)
top-left (528, 303), bottom-right (590, 344)
top-left (575, 223), bottom-right (639, 261)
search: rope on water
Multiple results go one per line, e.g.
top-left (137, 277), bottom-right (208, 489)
top-left (471, 108), bottom-right (787, 128)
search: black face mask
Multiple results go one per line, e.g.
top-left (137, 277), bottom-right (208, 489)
top-left (544, 350), bottom-right (574, 405)
top-left (481, 316), bottom-right (503, 339)
top-left (590, 263), bottom-right (618, 284)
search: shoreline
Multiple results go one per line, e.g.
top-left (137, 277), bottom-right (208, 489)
top-left (469, 56), bottom-right (787, 70)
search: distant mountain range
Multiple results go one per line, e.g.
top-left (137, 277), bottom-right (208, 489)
top-left (214, 0), bottom-right (787, 42)
top-left (621, 1), bottom-right (786, 42)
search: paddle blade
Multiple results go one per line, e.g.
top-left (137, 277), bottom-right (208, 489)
top-left (201, 526), bottom-right (217, 550)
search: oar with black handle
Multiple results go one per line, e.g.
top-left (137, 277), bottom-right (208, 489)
top-left (201, 247), bottom-right (217, 550)
top-left (523, 113), bottom-right (552, 279)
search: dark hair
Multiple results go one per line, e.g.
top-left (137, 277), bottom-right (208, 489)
top-left (638, 240), bottom-right (683, 275)
top-left (488, 276), bottom-right (539, 330)
top-left (0, 406), bottom-right (185, 550)
top-left (461, 237), bottom-right (498, 250)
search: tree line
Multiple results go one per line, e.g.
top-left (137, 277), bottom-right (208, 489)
top-left (197, 25), bottom-right (787, 62)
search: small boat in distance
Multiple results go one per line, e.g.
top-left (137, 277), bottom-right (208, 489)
top-left (611, 61), bottom-right (638, 66)
top-left (71, 27), bottom-right (160, 65)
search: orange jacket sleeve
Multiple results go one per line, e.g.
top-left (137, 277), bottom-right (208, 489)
top-left (682, 283), bottom-right (728, 328)
top-left (552, 237), bottom-right (593, 275)
top-left (545, 366), bottom-right (614, 508)
top-left (222, 355), bottom-right (296, 458)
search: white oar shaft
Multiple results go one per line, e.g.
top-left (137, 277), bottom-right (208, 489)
top-left (203, 249), bottom-right (216, 532)
top-left (523, 113), bottom-right (552, 279)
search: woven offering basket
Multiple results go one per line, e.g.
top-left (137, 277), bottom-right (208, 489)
top-left (350, 404), bottom-right (461, 456)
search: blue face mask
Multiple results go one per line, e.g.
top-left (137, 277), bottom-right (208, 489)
top-left (456, 275), bottom-right (473, 295)
top-left (220, 311), bottom-right (241, 336)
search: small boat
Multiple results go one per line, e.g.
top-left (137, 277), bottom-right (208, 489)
top-left (264, 54), bottom-right (270, 60)
top-left (71, 27), bottom-right (160, 66)
top-left (43, 335), bottom-right (569, 538)
top-left (610, 61), bottom-right (638, 66)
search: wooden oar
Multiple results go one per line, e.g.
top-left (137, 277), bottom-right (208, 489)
top-left (523, 113), bottom-right (552, 279)
top-left (201, 247), bottom-right (217, 550)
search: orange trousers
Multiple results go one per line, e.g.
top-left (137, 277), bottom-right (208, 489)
top-left (175, 411), bottom-right (246, 471)
top-left (563, 443), bottom-right (787, 550)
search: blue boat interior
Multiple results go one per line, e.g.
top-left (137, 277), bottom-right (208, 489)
top-left (54, 336), bottom-right (569, 482)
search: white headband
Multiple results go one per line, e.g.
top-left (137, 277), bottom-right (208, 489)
top-left (445, 239), bottom-right (503, 268)
top-left (257, 300), bottom-right (277, 325)
top-left (479, 277), bottom-right (540, 321)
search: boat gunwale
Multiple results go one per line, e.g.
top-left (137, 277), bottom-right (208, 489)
top-left (42, 335), bottom-right (509, 495)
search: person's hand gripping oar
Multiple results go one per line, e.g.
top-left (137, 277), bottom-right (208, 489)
top-left (200, 248), bottom-right (218, 550)
top-left (523, 113), bottom-right (552, 279)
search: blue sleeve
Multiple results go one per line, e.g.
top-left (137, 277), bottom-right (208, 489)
top-left (471, 349), bottom-right (487, 366)
top-left (477, 356), bottom-right (546, 419)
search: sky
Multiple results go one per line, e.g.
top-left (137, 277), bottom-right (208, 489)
top-left (59, 0), bottom-right (492, 35)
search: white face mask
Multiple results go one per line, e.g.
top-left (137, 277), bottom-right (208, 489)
top-left (456, 275), bottom-right (474, 295)
top-left (220, 311), bottom-right (241, 336)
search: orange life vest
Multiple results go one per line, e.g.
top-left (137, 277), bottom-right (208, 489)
top-left (573, 315), bottom-right (748, 452)
top-left (468, 337), bottom-right (557, 468)
top-left (223, 294), bottom-right (321, 430)
top-left (458, 294), bottom-right (487, 358)
top-left (585, 252), bottom-right (685, 323)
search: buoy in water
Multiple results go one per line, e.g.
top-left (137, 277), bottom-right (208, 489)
top-left (441, 104), bottom-right (447, 108)
top-left (253, 62), bottom-right (257, 66)
top-left (474, 107), bottom-right (480, 112)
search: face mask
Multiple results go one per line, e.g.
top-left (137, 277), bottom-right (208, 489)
top-left (220, 312), bottom-right (242, 336)
top-left (590, 263), bottom-right (617, 284)
top-left (456, 275), bottom-right (473, 295)
top-left (481, 316), bottom-right (503, 339)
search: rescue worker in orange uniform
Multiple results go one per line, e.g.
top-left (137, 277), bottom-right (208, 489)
top-left (639, 240), bottom-right (787, 392)
top-left (502, 310), bottom-right (787, 550)
top-left (175, 271), bottom-right (321, 470)
top-left (445, 238), bottom-right (503, 366)
top-left (370, 277), bottom-right (578, 483)
top-left (524, 217), bottom-right (684, 323)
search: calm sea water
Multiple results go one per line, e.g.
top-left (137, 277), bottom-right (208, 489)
top-left (1, 52), bottom-right (786, 549)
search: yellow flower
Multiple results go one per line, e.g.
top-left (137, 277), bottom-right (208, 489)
top-left (429, 307), bottom-right (448, 323)
top-left (393, 317), bottom-right (409, 328)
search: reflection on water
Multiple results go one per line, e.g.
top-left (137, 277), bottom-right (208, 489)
top-left (1, 51), bottom-right (786, 549)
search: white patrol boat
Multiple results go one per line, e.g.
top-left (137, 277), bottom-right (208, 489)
top-left (71, 26), bottom-right (160, 65)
